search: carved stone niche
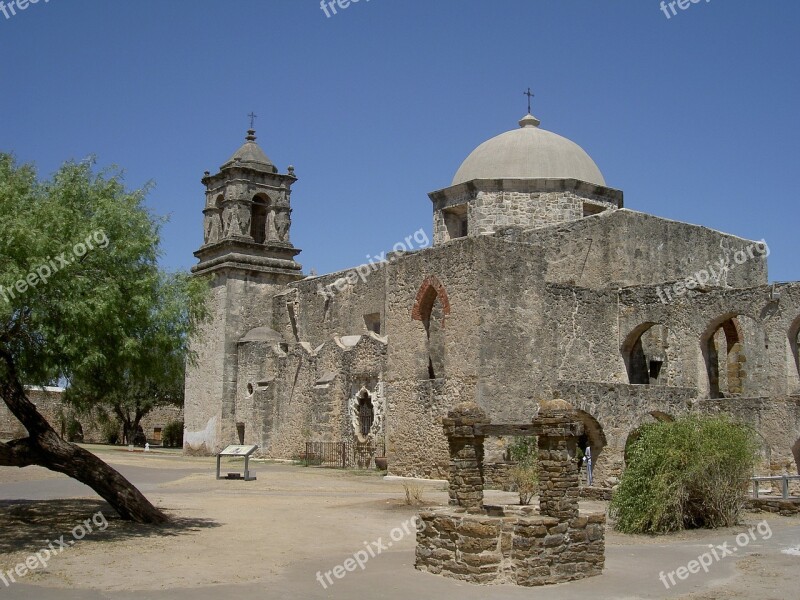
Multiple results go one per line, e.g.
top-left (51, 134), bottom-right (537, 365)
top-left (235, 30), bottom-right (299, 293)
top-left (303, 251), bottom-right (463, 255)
top-left (348, 383), bottom-right (385, 443)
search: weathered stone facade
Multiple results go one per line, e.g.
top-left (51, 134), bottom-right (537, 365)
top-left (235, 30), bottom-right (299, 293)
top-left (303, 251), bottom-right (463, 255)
top-left (183, 115), bottom-right (800, 490)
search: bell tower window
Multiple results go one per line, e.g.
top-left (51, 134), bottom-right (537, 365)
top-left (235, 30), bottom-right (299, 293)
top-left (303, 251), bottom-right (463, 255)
top-left (251, 196), bottom-right (268, 244)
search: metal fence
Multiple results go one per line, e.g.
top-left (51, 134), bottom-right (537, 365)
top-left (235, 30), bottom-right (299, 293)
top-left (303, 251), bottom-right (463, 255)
top-left (303, 441), bottom-right (384, 469)
top-left (750, 475), bottom-right (800, 499)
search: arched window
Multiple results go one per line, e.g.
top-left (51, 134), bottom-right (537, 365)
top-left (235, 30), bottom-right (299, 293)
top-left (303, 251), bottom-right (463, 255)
top-left (412, 276), bottom-right (451, 380)
top-left (358, 393), bottom-right (374, 437)
top-left (250, 196), bottom-right (269, 244)
top-left (622, 323), bottom-right (670, 385)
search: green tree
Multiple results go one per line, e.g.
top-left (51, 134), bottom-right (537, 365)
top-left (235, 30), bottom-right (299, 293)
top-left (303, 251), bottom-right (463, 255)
top-left (66, 271), bottom-right (204, 447)
top-left (0, 154), bottom-right (207, 524)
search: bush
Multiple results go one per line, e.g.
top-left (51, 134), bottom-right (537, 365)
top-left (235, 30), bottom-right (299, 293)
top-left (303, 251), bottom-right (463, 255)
top-left (402, 483), bottom-right (425, 506)
top-left (162, 421), bottom-right (184, 448)
top-left (102, 421), bottom-right (120, 445)
top-left (65, 419), bottom-right (84, 443)
top-left (610, 414), bottom-right (759, 534)
top-left (508, 437), bottom-right (539, 505)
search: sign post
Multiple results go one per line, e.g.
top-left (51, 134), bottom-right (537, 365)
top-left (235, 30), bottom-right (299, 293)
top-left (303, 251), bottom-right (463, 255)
top-left (216, 445), bottom-right (259, 481)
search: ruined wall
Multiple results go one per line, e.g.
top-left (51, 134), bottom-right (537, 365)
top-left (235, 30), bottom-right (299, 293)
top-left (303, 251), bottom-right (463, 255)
top-left (383, 240), bottom-right (484, 477)
top-left (616, 283), bottom-right (800, 398)
top-left (700, 396), bottom-right (800, 476)
top-left (1, 388), bottom-right (183, 445)
top-left (556, 381), bottom-right (697, 482)
top-left (501, 209), bottom-right (769, 290)
top-left (233, 332), bottom-right (388, 459)
top-left (280, 263), bottom-right (388, 345)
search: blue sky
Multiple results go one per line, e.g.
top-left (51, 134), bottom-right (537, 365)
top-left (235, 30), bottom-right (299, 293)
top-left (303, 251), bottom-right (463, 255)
top-left (1, 0), bottom-right (798, 281)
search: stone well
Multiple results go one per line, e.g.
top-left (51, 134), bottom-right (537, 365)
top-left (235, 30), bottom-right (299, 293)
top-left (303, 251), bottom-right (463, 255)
top-left (415, 399), bottom-right (606, 586)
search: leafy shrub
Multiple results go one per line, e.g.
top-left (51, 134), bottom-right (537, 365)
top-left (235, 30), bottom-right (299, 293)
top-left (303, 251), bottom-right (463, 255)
top-left (610, 414), bottom-right (759, 534)
top-left (102, 421), bottom-right (120, 445)
top-left (162, 421), bottom-right (184, 448)
top-left (508, 437), bottom-right (539, 505)
top-left (65, 419), bottom-right (84, 443)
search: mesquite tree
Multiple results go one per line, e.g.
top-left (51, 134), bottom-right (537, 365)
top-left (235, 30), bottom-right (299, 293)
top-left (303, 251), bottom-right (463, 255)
top-left (0, 154), bottom-right (207, 524)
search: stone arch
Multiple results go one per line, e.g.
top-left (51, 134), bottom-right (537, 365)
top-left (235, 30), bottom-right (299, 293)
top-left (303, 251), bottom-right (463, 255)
top-left (411, 275), bottom-right (451, 323)
top-left (623, 412), bottom-right (674, 465)
top-left (575, 410), bottom-right (607, 460)
top-left (701, 314), bottom-right (747, 399)
top-left (250, 194), bottom-right (269, 244)
top-left (574, 410), bottom-right (608, 482)
top-left (793, 438), bottom-right (800, 476)
top-left (411, 276), bottom-right (450, 379)
top-left (649, 411), bottom-right (674, 423)
top-left (622, 322), bottom-right (670, 385)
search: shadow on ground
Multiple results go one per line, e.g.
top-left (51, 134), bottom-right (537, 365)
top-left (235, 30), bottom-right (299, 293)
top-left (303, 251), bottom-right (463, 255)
top-left (0, 499), bottom-right (220, 554)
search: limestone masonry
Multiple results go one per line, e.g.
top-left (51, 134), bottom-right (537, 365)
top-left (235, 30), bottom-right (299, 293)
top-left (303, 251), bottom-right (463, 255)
top-left (415, 400), bottom-right (605, 586)
top-left (183, 112), bottom-right (800, 488)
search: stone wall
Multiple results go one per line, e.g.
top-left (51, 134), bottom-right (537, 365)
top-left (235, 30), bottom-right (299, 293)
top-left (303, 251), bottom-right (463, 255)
top-left (429, 178), bottom-right (622, 245)
top-left (745, 498), bottom-right (800, 516)
top-left (0, 387), bottom-right (183, 445)
top-left (416, 509), bottom-right (605, 586)
top-left (483, 462), bottom-right (514, 491)
top-left (510, 209), bottom-right (769, 290)
top-left (416, 400), bottom-right (606, 587)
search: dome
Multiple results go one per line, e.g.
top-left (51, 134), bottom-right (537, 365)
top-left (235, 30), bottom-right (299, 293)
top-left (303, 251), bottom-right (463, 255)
top-left (221, 129), bottom-right (277, 173)
top-left (452, 114), bottom-right (606, 187)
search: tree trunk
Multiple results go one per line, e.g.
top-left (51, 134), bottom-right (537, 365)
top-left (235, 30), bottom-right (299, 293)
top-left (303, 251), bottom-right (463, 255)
top-left (113, 404), bottom-right (134, 445)
top-left (0, 355), bottom-right (169, 524)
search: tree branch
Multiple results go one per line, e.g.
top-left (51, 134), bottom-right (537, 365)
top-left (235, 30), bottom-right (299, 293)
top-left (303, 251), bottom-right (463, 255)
top-left (0, 437), bottom-right (41, 468)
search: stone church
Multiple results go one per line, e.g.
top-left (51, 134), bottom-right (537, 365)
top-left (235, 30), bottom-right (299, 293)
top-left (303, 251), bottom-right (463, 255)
top-left (184, 111), bottom-right (800, 485)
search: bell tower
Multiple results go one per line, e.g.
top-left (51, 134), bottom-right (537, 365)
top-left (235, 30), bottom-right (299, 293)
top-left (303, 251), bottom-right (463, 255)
top-left (184, 127), bottom-right (303, 455)
top-left (193, 128), bottom-right (302, 277)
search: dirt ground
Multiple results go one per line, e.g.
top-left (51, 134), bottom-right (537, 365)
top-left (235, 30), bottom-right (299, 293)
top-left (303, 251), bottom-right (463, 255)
top-left (0, 447), bottom-right (798, 599)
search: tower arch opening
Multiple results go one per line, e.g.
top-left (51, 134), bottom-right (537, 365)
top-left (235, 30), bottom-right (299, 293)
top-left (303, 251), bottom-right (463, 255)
top-left (250, 194), bottom-right (269, 244)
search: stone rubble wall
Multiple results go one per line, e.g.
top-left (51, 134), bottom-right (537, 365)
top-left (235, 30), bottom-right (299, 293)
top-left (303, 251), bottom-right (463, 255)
top-left (417, 400), bottom-right (606, 586)
top-left (745, 498), bottom-right (800, 517)
top-left (416, 509), bottom-right (605, 586)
